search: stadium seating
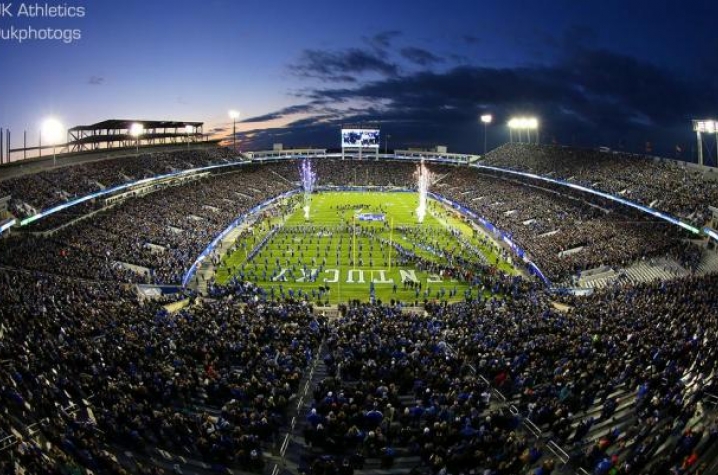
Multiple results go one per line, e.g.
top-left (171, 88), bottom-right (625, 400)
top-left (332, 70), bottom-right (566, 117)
top-left (0, 147), bottom-right (717, 475)
top-left (482, 143), bottom-right (718, 226)
top-left (0, 147), bottom-right (238, 218)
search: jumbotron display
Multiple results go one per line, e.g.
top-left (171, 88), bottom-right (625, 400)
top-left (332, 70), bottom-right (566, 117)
top-left (341, 128), bottom-right (380, 148)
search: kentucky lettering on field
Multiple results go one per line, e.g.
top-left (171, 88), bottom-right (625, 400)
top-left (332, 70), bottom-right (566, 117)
top-left (271, 268), bottom-right (449, 284)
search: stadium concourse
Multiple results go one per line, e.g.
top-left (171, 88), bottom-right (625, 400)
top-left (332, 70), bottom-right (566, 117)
top-left (0, 145), bottom-right (717, 475)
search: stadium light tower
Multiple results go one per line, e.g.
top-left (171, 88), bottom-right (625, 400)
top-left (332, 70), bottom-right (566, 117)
top-left (129, 122), bottom-right (144, 155)
top-left (508, 117), bottom-right (539, 144)
top-left (41, 117), bottom-right (64, 167)
top-left (693, 120), bottom-right (717, 166)
top-left (480, 114), bottom-right (492, 156)
top-left (528, 117), bottom-right (539, 144)
top-left (185, 124), bottom-right (195, 150)
top-left (229, 110), bottom-right (240, 152)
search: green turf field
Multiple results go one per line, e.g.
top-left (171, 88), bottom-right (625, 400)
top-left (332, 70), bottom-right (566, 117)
top-left (214, 192), bottom-right (518, 304)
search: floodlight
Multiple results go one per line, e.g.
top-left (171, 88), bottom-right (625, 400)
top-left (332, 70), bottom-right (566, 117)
top-left (508, 116), bottom-right (539, 144)
top-left (41, 118), bottom-right (64, 144)
top-left (508, 117), bottom-right (539, 129)
top-left (480, 114), bottom-right (493, 156)
top-left (693, 119), bottom-right (718, 166)
top-left (129, 122), bottom-right (144, 137)
top-left (695, 120), bottom-right (716, 133)
top-left (41, 117), bottom-right (63, 166)
top-left (128, 122), bottom-right (144, 154)
top-left (229, 110), bottom-right (240, 152)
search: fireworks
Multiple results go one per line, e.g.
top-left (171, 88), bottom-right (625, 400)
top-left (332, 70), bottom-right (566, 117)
top-left (415, 160), bottom-right (431, 223)
top-left (300, 159), bottom-right (317, 220)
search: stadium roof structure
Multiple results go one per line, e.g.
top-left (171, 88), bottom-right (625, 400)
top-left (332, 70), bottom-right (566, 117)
top-left (68, 119), bottom-right (204, 152)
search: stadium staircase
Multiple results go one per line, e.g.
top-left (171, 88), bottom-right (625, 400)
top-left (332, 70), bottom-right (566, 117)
top-left (577, 246), bottom-right (718, 290)
top-left (620, 257), bottom-right (689, 283)
top-left (697, 248), bottom-right (718, 275)
top-left (577, 257), bottom-right (690, 289)
top-left (477, 345), bottom-right (718, 475)
top-left (280, 347), bottom-right (449, 475)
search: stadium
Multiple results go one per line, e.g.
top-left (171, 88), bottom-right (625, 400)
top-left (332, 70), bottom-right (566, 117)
top-left (1, 118), bottom-right (718, 475)
top-left (4, 1), bottom-right (718, 474)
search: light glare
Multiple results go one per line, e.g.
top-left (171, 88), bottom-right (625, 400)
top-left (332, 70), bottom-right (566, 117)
top-left (129, 122), bottom-right (144, 137)
top-left (694, 120), bottom-right (716, 133)
top-left (41, 117), bottom-right (64, 144)
top-left (508, 116), bottom-right (538, 129)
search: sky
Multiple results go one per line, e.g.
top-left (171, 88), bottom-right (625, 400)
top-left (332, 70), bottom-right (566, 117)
top-left (1, 0), bottom-right (718, 161)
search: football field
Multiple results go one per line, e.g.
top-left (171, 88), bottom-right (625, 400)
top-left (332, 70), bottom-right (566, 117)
top-left (214, 191), bottom-right (517, 304)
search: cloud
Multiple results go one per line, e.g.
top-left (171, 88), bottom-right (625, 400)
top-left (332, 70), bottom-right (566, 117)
top-left (242, 103), bottom-right (319, 123)
top-left (292, 48), bottom-right (399, 82)
top-left (88, 76), bottom-right (104, 85)
top-left (244, 45), bottom-right (718, 155)
top-left (400, 47), bottom-right (444, 67)
top-left (448, 53), bottom-right (469, 64)
top-left (368, 30), bottom-right (402, 50)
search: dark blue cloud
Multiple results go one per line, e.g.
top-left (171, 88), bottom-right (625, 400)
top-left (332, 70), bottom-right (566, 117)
top-left (368, 30), bottom-right (402, 50)
top-left (244, 44), bottom-right (718, 155)
top-left (292, 48), bottom-right (399, 82)
top-left (400, 47), bottom-right (444, 67)
top-left (241, 104), bottom-right (319, 123)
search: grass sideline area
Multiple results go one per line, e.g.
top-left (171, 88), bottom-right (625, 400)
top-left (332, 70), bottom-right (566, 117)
top-left (214, 191), bottom-right (519, 304)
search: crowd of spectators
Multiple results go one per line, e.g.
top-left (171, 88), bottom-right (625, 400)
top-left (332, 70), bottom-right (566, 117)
top-left (0, 267), bottom-right (324, 474)
top-left (0, 155), bottom-right (702, 285)
top-left (299, 273), bottom-right (718, 475)
top-left (433, 167), bottom-right (697, 282)
top-left (2, 261), bottom-right (717, 474)
top-left (0, 149), bottom-right (717, 474)
top-left (482, 143), bottom-right (718, 225)
top-left (0, 165), bottom-right (292, 284)
top-left (260, 158), bottom-right (699, 283)
top-left (0, 147), bottom-right (238, 218)
top-left (269, 159), bottom-right (418, 188)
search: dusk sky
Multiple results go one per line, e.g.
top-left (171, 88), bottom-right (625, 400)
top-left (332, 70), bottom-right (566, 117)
top-left (1, 0), bottom-right (718, 159)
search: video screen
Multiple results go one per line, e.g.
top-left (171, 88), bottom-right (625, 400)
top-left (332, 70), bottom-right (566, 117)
top-left (341, 129), bottom-right (380, 148)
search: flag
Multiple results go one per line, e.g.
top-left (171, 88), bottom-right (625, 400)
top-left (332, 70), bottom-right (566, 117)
top-left (645, 141), bottom-right (652, 153)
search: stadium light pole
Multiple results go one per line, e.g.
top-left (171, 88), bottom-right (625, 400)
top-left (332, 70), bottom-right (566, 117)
top-left (129, 122), bottom-right (144, 155)
top-left (508, 117), bottom-right (538, 145)
top-left (508, 118), bottom-right (518, 143)
top-left (41, 118), bottom-right (64, 167)
top-left (528, 117), bottom-right (539, 144)
top-left (185, 125), bottom-right (195, 150)
top-left (229, 110), bottom-right (240, 153)
top-left (693, 120), bottom-right (716, 166)
top-left (480, 114), bottom-right (492, 156)
top-left (385, 134), bottom-right (391, 155)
